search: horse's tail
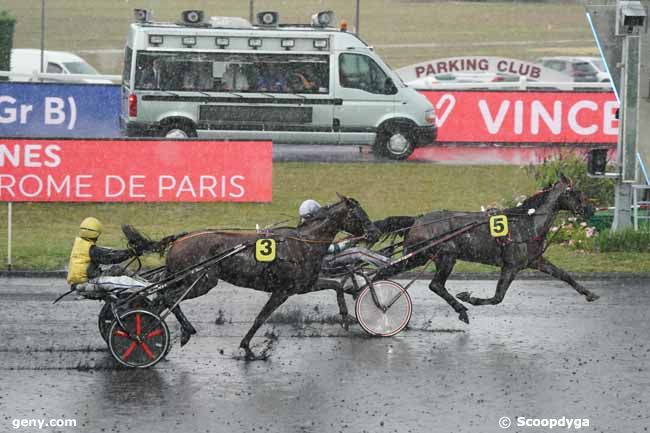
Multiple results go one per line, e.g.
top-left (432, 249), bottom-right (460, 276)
top-left (371, 216), bottom-right (416, 251)
top-left (122, 225), bottom-right (188, 256)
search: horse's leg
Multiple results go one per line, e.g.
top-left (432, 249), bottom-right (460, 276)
top-left (457, 265), bottom-right (518, 306)
top-left (429, 253), bottom-right (470, 324)
top-left (170, 305), bottom-right (197, 347)
top-left (530, 257), bottom-right (599, 301)
top-left (163, 274), bottom-right (216, 347)
top-left (240, 291), bottom-right (290, 361)
top-left (315, 278), bottom-right (352, 329)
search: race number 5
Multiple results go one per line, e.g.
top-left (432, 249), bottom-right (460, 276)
top-left (255, 239), bottom-right (276, 262)
top-left (489, 215), bottom-right (509, 237)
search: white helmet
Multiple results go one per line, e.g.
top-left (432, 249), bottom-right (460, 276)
top-left (299, 199), bottom-right (322, 220)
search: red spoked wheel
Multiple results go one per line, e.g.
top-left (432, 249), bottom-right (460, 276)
top-left (355, 280), bottom-right (412, 337)
top-left (98, 297), bottom-right (156, 343)
top-left (108, 309), bottom-right (170, 368)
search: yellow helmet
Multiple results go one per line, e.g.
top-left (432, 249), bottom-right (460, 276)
top-left (78, 217), bottom-right (103, 239)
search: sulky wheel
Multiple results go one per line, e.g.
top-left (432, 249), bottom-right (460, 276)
top-left (108, 309), bottom-right (170, 368)
top-left (98, 303), bottom-right (114, 343)
top-left (355, 280), bottom-right (412, 337)
top-left (98, 297), bottom-right (156, 343)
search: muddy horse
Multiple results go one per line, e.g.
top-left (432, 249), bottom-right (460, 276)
top-left (373, 177), bottom-right (599, 324)
top-left (150, 195), bottom-right (378, 359)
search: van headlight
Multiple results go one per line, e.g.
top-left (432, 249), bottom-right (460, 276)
top-left (424, 109), bottom-right (436, 124)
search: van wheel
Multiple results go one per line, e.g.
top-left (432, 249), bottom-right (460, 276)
top-left (375, 123), bottom-right (415, 160)
top-left (162, 122), bottom-right (197, 139)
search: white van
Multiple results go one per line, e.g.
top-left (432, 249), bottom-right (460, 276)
top-left (10, 49), bottom-right (107, 83)
top-left (121, 10), bottom-right (437, 159)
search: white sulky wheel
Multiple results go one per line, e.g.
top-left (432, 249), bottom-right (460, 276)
top-left (355, 280), bottom-right (412, 337)
top-left (108, 309), bottom-right (170, 368)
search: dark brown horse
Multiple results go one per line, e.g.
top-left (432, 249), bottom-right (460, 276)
top-left (373, 177), bottom-right (599, 324)
top-left (161, 195), bottom-right (378, 359)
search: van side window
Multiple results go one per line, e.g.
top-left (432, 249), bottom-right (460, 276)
top-left (339, 53), bottom-right (395, 95)
top-left (133, 51), bottom-right (329, 94)
top-left (47, 62), bottom-right (63, 74)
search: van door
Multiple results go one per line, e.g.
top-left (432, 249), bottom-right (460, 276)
top-left (333, 52), bottom-right (397, 145)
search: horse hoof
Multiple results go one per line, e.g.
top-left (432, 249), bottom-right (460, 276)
top-left (456, 292), bottom-right (471, 303)
top-left (180, 327), bottom-right (196, 347)
top-left (458, 310), bottom-right (470, 324)
top-left (242, 348), bottom-right (268, 362)
top-left (340, 314), bottom-right (354, 331)
top-left (586, 293), bottom-right (600, 302)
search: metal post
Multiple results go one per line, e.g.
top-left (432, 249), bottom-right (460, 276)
top-left (612, 28), bottom-right (640, 230)
top-left (7, 203), bottom-right (12, 271)
top-left (355, 0), bottom-right (360, 35)
top-left (249, 0), bottom-right (254, 23)
top-left (40, 0), bottom-right (45, 73)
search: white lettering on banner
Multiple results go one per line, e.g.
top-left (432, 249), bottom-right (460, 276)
top-left (603, 101), bottom-right (618, 135)
top-left (479, 100), bottom-right (510, 134)
top-left (230, 175), bottom-right (245, 198)
top-left (105, 175), bottom-right (147, 198)
top-left (0, 96), bottom-right (33, 124)
top-left (43, 97), bottom-right (77, 129)
top-left (105, 175), bottom-right (126, 198)
top-left (67, 96), bottom-right (77, 130)
top-left (76, 175), bottom-right (93, 198)
top-left (130, 175), bottom-right (145, 198)
top-left (0, 144), bottom-right (62, 168)
top-left (44, 97), bottom-right (65, 125)
top-left (435, 94), bottom-right (456, 127)
top-left (514, 101), bottom-right (524, 135)
top-left (476, 98), bottom-right (614, 136)
top-left (531, 101), bottom-right (562, 135)
top-left (568, 101), bottom-right (598, 135)
top-left (158, 175), bottom-right (247, 199)
top-left (200, 176), bottom-right (217, 198)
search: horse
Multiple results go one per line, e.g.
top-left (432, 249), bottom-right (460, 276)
top-left (372, 176), bottom-right (599, 324)
top-left (152, 195), bottom-right (378, 360)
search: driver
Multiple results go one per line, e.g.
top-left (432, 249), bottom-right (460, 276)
top-left (67, 217), bottom-right (147, 297)
top-left (298, 199), bottom-right (390, 269)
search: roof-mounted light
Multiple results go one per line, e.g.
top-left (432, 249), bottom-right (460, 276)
top-left (149, 35), bottom-right (164, 46)
top-left (313, 39), bottom-right (328, 49)
top-left (281, 39), bottom-right (295, 50)
top-left (133, 9), bottom-right (152, 23)
top-left (248, 38), bottom-right (263, 49)
top-left (311, 10), bottom-right (335, 27)
top-left (181, 10), bottom-right (204, 25)
top-left (257, 11), bottom-right (279, 27)
top-left (215, 37), bottom-right (230, 48)
top-left (182, 36), bottom-right (197, 47)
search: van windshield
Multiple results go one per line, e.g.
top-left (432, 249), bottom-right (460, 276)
top-left (134, 51), bottom-right (330, 94)
top-left (63, 62), bottom-right (99, 75)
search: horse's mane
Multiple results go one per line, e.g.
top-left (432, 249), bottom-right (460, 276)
top-left (507, 184), bottom-right (557, 212)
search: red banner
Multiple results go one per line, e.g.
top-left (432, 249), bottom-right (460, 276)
top-left (419, 91), bottom-right (619, 144)
top-left (0, 139), bottom-right (272, 202)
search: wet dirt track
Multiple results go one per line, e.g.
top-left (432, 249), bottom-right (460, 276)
top-left (0, 277), bottom-right (648, 433)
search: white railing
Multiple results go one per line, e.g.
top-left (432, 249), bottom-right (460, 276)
top-left (0, 70), bottom-right (120, 84)
top-left (407, 76), bottom-right (613, 91)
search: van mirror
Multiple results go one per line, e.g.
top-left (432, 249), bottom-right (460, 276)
top-left (384, 78), bottom-right (397, 95)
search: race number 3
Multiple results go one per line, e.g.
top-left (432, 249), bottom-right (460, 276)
top-left (489, 215), bottom-right (509, 237)
top-left (255, 239), bottom-right (276, 262)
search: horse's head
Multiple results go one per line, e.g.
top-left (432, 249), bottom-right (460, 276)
top-left (328, 194), bottom-right (380, 243)
top-left (556, 174), bottom-right (594, 220)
